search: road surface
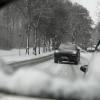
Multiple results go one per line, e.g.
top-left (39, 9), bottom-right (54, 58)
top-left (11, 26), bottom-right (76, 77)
top-left (0, 53), bottom-right (89, 100)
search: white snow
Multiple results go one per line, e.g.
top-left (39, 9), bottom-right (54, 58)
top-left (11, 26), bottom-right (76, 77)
top-left (80, 52), bottom-right (92, 62)
top-left (0, 48), bottom-right (53, 64)
top-left (0, 48), bottom-right (43, 57)
top-left (0, 49), bottom-right (100, 99)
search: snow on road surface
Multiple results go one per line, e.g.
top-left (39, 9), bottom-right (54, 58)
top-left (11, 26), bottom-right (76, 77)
top-left (0, 51), bottom-right (99, 99)
top-left (0, 58), bottom-right (83, 95)
top-left (0, 94), bottom-right (51, 100)
top-left (80, 52), bottom-right (92, 65)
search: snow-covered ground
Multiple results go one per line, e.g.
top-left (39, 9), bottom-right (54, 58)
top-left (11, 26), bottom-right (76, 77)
top-left (0, 48), bottom-right (44, 57)
top-left (0, 48), bottom-right (53, 64)
top-left (81, 52), bottom-right (92, 61)
top-left (0, 49), bottom-right (100, 99)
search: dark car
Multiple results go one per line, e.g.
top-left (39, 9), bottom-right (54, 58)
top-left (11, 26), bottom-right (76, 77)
top-left (87, 47), bottom-right (95, 52)
top-left (54, 43), bottom-right (80, 64)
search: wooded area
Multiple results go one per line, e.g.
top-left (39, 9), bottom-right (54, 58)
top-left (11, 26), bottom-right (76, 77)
top-left (0, 0), bottom-right (93, 54)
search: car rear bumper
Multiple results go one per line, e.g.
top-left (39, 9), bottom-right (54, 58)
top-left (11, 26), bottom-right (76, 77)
top-left (61, 55), bottom-right (77, 62)
top-left (54, 53), bottom-right (78, 62)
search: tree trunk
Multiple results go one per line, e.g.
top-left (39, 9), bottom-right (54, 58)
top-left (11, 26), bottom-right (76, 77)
top-left (37, 37), bottom-right (41, 54)
top-left (26, 35), bottom-right (29, 55)
top-left (34, 28), bottom-right (37, 55)
top-left (48, 39), bottom-right (51, 52)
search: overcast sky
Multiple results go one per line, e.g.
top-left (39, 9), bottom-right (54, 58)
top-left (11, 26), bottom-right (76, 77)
top-left (70, 0), bottom-right (100, 25)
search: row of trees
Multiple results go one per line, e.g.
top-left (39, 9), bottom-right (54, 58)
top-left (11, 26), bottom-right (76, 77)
top-left (94, 22), bottom-right (100, 44)
top-left (0, 0), bottom-right (93, 54)
top-left (90, 4), bottom-right (100, 46)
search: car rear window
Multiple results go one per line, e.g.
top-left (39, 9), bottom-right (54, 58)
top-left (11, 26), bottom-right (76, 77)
top-left (59, 44), bottom-right (76, 50)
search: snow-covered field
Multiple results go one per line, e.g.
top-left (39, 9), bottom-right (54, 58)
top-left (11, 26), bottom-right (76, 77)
top-left (0, 48), bottom-right (53, 64)
top-left (0, 48), bottom-right (44, 57)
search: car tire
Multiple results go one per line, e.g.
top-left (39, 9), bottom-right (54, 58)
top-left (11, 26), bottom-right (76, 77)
top-left (54, 57), bottom-right (58, 63)
top-left (75, 54), bottom-right (80, 64)
top-left (75, 61), bottom-right (78, 65)
top-left (75, 58), bottom-right (79, 65)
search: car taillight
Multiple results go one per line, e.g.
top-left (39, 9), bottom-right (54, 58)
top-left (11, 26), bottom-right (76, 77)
top-left (72, 51), bottom-right (77, 54)
top-left (55, 50), bottom-right (59, 53)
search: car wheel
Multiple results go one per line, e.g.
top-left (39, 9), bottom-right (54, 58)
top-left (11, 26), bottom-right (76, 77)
top-left (54, 57), bottom-right (58, 63)
top-left (75, 58), bottom-right (79, 65)
top-left (75, 61), bottom-right (78, 65)
top-left (78, 53), bottom-right (80, 61)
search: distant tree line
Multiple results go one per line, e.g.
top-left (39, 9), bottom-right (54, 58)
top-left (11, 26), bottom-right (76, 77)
top-left (89, 5), bottom-right (100, 46)
top-left (0, 0), bottom-right (93, 54)
top-left (94, 22), bottom-right (100, 43)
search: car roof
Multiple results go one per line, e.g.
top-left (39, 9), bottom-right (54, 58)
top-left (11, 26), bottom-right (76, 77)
top-left (59, 43), bottom-right (76, 50)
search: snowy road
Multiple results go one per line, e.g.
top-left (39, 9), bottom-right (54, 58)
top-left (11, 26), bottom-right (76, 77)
top-left (25, 59), bottom-right (84, 80)
top-left (0, 53), bottom-right (90, 100)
